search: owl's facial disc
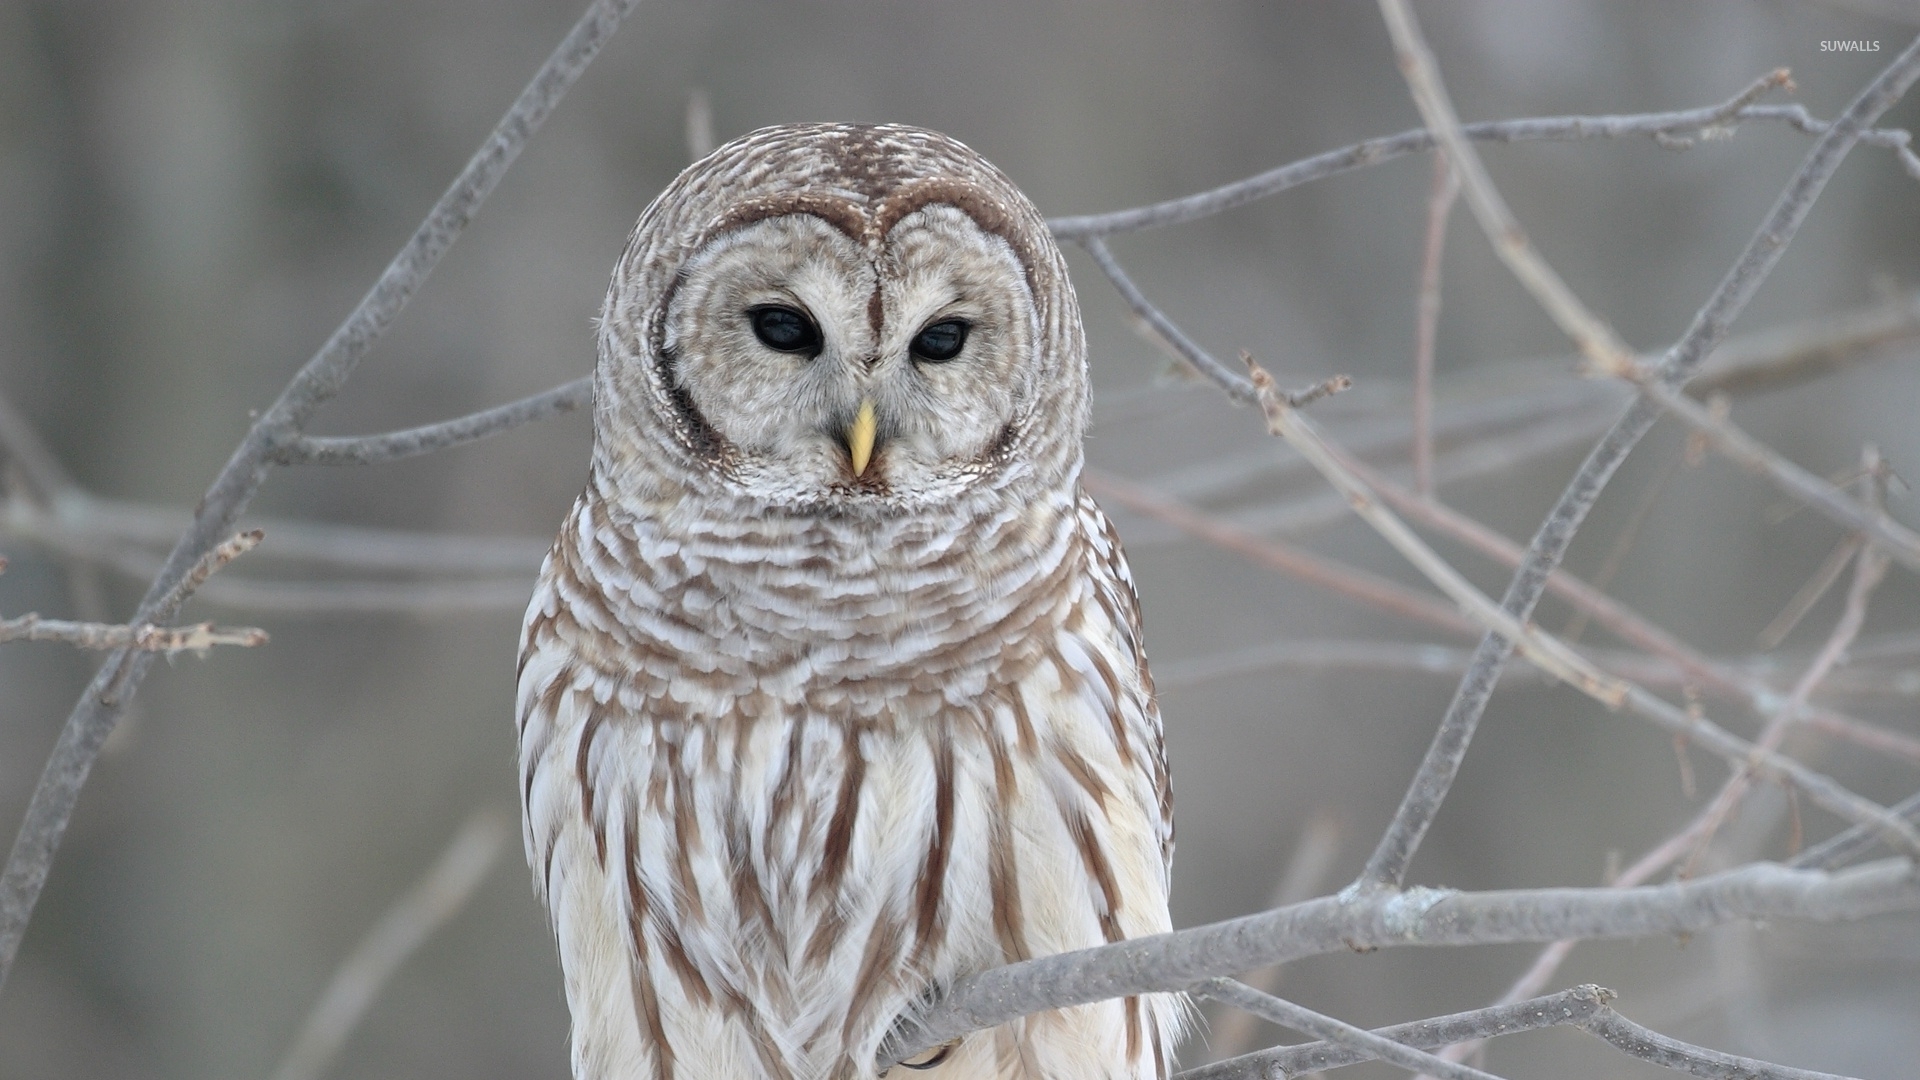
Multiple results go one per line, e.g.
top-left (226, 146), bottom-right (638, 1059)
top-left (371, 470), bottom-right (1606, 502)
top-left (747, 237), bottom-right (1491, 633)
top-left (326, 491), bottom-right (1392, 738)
top-left (660, 205), bottom-right (1039, 508)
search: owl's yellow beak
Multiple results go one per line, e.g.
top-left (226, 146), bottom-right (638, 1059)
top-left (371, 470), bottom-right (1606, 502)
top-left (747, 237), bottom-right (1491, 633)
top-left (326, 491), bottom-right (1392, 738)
top-left (846, 399), bottom-right (878, 477)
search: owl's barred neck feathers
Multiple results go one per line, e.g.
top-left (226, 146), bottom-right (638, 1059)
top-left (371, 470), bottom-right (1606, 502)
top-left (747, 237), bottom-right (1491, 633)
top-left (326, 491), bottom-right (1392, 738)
top-left (519, 123), bottom-right (1179, 1080)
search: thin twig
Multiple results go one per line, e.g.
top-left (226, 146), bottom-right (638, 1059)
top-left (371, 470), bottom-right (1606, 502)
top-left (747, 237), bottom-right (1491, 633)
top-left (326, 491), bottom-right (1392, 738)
top-left (0, 387), bottom-right (75, 504)
top-left (0, 0), bottom-right (641, 991)
top-left (1183, 985), bottom-right (1610, 1080)
top-left (1345, 454), bottom-right (1917, 768)
top-left (1243, 358), bottom-right (1920, 859)
top-left (1379, 0), bottom-right (1640, 376)
top-left (1349, 27), bottom-right (1920, 892)
top-left (1636, 378), bottom-right (1920, 574)
top-left (1758, 535), bottom-right (1863, 649)
top-left (1431, 523), bottom-right (1892, 1068)
top-left (684, 88), bottom-right (715, 160)
top-left (267, 810), bottom-right (508, 1080)
top-left (1080, 237), bottom-right (1257, 401)
top-left (0, 615), bottom-right (266, 653)
top-left (1045, 94), bottom-right (1916, 240)
top-left (1685, 483), bottom-right (1890, 870)
top-left (880, 858), bottom-right (1920, 1068)
top-left (1562, 451), bottom-right (1682, 644)
top-left (1203, 813), bottom-right (1344, 1062)
top-left (150, 529), bottom-right (265, 622)
top-left (1579, 1005), bottom-right (1864, 1080)
top-left (275, 378), bottom-right (591, 466)
top-left (1192, 980), bottom-right (1503, 1080)
top-left (1084, 470), bottom-right (1473, 635)
top-left (1790, 790), bottom-right (1920, 871)
top-left (1412, 149), bottom-right (1459, 498)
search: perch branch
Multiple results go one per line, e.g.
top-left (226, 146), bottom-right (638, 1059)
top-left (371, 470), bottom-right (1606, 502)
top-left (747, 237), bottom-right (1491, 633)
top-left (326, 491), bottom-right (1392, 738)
top-left (880, 857), bottom-right (1920, 1068)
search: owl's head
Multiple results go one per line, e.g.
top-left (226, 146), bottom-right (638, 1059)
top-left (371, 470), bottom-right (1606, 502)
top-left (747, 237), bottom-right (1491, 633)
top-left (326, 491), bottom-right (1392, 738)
top-left (593, 124), bottom-right (1087, 516)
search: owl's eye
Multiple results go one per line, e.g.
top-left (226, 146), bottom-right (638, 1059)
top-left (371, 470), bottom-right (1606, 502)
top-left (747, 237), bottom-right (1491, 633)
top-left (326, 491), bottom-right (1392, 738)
top-left (910, 319), bottom-right (969, 363)
top-left (747, 305), bottom-right (823, 356)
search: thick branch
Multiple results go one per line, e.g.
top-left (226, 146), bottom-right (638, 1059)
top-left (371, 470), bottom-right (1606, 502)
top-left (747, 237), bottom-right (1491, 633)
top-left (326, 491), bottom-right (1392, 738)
top-left (0, 0), bottom-right (640, 990)
top-left (881, 858), bottom-right (1920, 1067)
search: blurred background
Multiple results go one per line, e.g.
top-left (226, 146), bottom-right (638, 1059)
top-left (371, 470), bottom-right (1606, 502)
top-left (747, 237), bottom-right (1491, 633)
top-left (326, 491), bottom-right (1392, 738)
top-left (3, 1), bottom-right (1920, 1077)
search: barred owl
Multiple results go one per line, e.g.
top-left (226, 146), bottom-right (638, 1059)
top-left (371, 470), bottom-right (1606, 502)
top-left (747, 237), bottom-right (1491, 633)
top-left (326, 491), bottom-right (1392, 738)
top-left (517, 124), bottom-right (1180, 1080)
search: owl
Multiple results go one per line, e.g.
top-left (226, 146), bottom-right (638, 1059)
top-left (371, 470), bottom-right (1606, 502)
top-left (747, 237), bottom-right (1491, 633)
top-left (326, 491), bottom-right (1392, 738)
top-left (516, 124), bottom-right (1180, 1080)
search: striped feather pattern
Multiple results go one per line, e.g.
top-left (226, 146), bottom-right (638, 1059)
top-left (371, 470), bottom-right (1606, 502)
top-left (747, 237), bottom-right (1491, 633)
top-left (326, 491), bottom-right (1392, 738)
top-left (517, 124), bottom-right (1180, 1080)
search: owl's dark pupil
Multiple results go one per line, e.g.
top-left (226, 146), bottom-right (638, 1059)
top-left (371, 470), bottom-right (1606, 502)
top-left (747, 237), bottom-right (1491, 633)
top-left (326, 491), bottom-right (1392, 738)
top-left (910, 319), bottom-right (969, 363)
top-left (748, 305), bottom-right (821, 355)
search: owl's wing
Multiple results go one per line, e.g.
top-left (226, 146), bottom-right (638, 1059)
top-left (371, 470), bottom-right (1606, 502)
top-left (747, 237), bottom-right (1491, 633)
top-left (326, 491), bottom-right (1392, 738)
top-left (1077, 489), bottom-right (1175, 878)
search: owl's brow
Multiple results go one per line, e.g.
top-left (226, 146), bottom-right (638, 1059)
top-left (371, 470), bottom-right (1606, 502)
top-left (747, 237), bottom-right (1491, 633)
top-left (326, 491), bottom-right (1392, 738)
top-left (700, 185), bottom-right (1044, 296)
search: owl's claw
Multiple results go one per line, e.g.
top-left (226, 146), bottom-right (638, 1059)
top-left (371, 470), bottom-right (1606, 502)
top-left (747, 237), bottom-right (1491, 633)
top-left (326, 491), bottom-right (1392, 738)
top-left (895, 1039), bottom-right (958, 1071)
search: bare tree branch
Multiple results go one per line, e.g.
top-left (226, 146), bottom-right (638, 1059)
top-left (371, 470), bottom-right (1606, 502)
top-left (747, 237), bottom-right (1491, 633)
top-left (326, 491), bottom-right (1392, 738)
top-left (1184, 985), bottom-right (1611, 1080)
top-left (1242, 359), bottom-right (1920, 859)
top-left (1046, 77), bottom-right (1917, 240)
top-left (1083, 470), bottom-right (1474, 635)
top-left (1203, 813), bottom-right (1344, 1062)
top-left (1426, 473), bottom-right (1896, 1070)
top-left (0, 615), bottom-right (266, 653)
top-left (274, 378), bottom-right (591, 467)
top-left (1412, 150), bottom-right (1459, 498)
top-left (0, 0), bottom-right (641, 991)
top-left (1349, 25), bottom-right (1920, 893)
top-left (1378, 0), bottom-right (1641, 376)
top-left (267, 810), bottom-right (507, 1080)
top-left (881, 857), bottom-right (1920, 1068)
top-left (1635, 378), bottom-right (1920, 574)
top-left (1079, 237), bottom-right (1258, 401)
top-left (1192, 979), bottom-right (1503, 1080)
top-left (1791, 790), bottom-right (1920, 871)
top-left (1194, 981), bottom-right (1872, 1080)
top-left (1577, 1006), bottom-right (1866, 1080)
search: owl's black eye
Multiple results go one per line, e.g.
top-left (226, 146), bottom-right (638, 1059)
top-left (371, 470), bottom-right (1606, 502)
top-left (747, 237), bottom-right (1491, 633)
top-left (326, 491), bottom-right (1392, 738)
top-left (747, 305), bottom-right (822, 356)
top-left (910, 319), bottom-right (970, 363)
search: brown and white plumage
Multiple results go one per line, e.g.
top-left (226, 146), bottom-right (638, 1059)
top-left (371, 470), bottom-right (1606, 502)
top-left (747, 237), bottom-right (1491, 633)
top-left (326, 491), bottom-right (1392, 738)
top-left (516, 124), bottom-right (1180, 1080)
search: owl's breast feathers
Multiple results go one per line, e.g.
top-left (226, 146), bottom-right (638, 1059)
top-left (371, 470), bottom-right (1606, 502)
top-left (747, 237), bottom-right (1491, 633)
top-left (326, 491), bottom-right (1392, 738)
top-left (516, 481), bottom-right (1179, 1080)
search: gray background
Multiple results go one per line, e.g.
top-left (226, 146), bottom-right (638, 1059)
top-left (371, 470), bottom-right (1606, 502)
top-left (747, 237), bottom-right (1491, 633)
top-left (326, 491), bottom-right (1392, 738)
top-left (3, 1), bottom-right (1920, 1077)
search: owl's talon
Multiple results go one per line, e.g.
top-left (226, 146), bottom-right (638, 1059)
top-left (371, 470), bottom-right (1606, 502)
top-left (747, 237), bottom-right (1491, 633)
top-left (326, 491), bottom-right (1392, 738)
top-left (896, 1039), bottom-right (958, 1071)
